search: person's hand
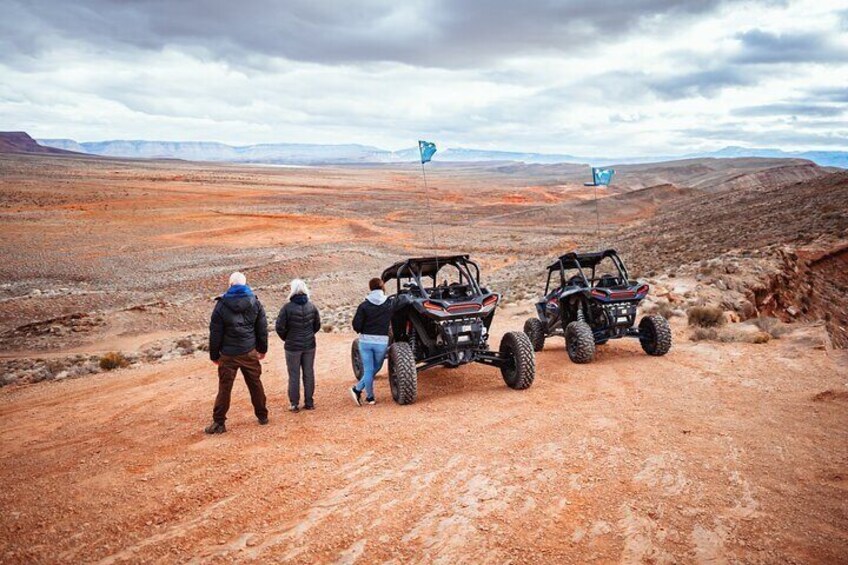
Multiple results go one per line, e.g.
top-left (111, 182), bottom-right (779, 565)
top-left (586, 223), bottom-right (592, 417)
top-left (211, 360), bottom-right (219, 366)
top-left (258, 352), bottom-right (266, 360)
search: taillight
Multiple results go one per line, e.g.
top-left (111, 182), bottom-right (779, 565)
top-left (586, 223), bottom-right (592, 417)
top-left (482, 295), bottom-right (499, 308)
top-left (423, 300), bottom-right (445, 312)
top-left (636, 284), bottom-right (649, 296)
top-left (591, 289), bottom-right (607, 300)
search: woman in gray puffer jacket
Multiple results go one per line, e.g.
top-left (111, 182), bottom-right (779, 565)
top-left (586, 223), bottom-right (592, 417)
top-left (275, 279), bottom-right (321, 412)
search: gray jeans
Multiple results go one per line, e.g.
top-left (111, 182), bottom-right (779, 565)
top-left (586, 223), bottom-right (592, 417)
top-left (285, 348), bottom-right (316, 407)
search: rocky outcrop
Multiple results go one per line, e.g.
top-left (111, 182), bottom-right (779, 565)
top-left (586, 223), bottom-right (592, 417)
top-left (0, 132), bottom-right (78, 155)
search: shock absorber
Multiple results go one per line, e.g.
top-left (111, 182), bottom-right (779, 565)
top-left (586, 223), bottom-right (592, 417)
top-left (409, 327), bottom-right (419, 360)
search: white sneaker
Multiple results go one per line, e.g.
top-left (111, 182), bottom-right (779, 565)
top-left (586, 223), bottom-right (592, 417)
top-left (349, 386), bottom-right (362, 406)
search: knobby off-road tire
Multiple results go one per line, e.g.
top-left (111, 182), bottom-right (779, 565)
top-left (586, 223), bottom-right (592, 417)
top-left (639, 314), bottom-right (672, 356)
top-left (351, 338), bottom-right (363, 381)
top-left (499, 331), bottom-right (536, 390)
top-left (523, 318), bottom-right (546, 352)
top-left (388, 341), bottom-right (417, 405)
top-left (565, 321), bottom-right (595, 364)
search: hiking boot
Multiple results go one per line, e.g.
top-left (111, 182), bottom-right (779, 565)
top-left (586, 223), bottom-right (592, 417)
top-left (289, 404), bottom-right (300, 413)
top-left (349, 386), bottom-right (362, 407)
top-left (258, 416), bottom-right (269, 425)
top-left (303, 404), bottom-right (315, 411)
top-left (366, 397), bottom-right (376, 405)
top-left (204, 422), bottom-right (226, 434)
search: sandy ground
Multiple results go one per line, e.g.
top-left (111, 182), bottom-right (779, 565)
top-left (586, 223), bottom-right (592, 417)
top-left (1, 308), bottom-right (847, 564)
top-left (2, 153), bottom-right (847, 563)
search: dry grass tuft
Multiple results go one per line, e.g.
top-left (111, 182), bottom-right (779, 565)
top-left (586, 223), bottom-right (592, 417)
top-left (99, 352), bottom-right (130, 371)
top-left (687, 305), bottom-right (726, 328)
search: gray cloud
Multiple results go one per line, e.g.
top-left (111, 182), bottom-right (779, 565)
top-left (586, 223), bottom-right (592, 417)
top-left (732, 103), bottom-right (846, 118)
top-left (1, 0), bottom-right (735, 68)
top-left (647, 68), bottom-right (758, 99)
top-left (733, 29), bottom-right (848, 64)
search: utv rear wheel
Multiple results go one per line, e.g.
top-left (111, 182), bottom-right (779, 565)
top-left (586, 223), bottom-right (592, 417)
top-left (499, 331), bottom-right (535, 390)
top-left (351, 338), bottom-right (363, 381)
top-left (388, 341), bottom-right (417, 405)
top-left (639, 315), bottom-right (672, 356)
top-left (523, 318), bottom-right (546, 352)
top-left (565, 321), bottom-right (595, 364)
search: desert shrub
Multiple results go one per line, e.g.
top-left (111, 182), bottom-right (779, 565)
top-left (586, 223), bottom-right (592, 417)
top-left (718, 328), bottom-right (771, 344)
top-left (752, 317), bottom-right (790, 339)
top-left (322, 324), bottom-right (334, 333)
top-left (689, 327), bottom-right (718, 341)
top-left (175, 337), bottom-right (195, 353)
top-left (644, 300), bottom-right (675, 319)
top-left (687, 305), bottom-right (726, 328)
top-left (99, 351), bottom-right (130, 371)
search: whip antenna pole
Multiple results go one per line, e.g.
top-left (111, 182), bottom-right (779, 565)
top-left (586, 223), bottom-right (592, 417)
top-left (593, 183), bottom-right (601, 249)
top-left (420, 160), bottom-right (437, 255)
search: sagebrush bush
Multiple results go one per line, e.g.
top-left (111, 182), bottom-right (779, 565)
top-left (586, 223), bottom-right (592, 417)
top-left (687, 305), bottom-right (726, 328)
top-left (99, 352), bottom-right (130, 371)
top-left (689, 327), bottom-right (718, 341)
top-left (752, 317), bottom-right (789, 338)
top-left (644, 300), bottom-right (675, 319)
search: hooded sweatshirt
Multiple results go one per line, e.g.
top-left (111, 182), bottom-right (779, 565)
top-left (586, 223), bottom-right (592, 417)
top-left (209, 284), bottom-right (268, 361)
top-left (352, 290), bottom-right (394, 342)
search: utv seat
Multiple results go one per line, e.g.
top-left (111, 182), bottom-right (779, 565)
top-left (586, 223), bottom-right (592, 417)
top-left (567, 275), bottom-right (587, 287)
top-left (595, 274), bottom-right (620, 288)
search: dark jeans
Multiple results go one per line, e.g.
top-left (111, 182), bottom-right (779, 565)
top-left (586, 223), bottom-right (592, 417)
top-left (285, 348), bottom-right (316, 408)
top-left (212, 350), bottom-right (268, 424)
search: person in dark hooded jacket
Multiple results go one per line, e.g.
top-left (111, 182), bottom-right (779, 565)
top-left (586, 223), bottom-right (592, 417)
top-left (275, 279), bottom-right (321, 412)
top-left (348, 277), bottom-right (397, 406)
top-left (205, 271), bottom-right (269, 434)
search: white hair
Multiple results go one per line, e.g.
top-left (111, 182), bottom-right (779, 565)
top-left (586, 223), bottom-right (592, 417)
top-left (289, 278), bottom-right (310, 298)
top-left (229, 271), bottom-right (247, 286)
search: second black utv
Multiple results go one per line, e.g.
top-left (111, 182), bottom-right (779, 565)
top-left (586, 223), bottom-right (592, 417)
top-left (523, 249), bottom-right (671, 363)
top-left (351, 255), bottom-right (535, 405)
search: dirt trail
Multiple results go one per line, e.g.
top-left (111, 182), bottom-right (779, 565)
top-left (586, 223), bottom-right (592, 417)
top-left (1, 308), bottom-right (847, 563)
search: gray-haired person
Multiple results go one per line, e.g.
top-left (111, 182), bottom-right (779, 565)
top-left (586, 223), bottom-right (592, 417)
top-left (275, 279), bottom-right (321, 412)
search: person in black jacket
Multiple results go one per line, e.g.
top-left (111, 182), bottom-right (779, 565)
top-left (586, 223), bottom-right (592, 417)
top-left (205, 271), bottom-right (269, 434)
top-left (349, 277), bottom-right (396, 406)
top-left (275, 279), bottom-right (321, 412)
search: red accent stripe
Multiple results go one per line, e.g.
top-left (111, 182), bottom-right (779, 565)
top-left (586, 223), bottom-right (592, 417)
top-left (446, 303), bottom-right (481, 313)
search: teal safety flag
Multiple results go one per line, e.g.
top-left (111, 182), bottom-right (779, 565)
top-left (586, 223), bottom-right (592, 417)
top-left (419, 140), bottom-right (437, 164)
top-left (592, 167), bottom-right (615, 186)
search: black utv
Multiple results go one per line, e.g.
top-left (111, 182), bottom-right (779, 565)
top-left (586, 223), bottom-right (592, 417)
top-left (351, 255), bottom-right (535, 405)
top-left (523, 249), bottom-right (671, 363)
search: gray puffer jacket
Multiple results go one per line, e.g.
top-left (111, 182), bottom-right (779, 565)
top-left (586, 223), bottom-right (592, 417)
top-left (275, 294), bottom-right (321, 351)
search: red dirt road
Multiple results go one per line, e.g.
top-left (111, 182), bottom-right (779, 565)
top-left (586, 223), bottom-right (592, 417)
top-left (1, 310), bottom-right (846, 564)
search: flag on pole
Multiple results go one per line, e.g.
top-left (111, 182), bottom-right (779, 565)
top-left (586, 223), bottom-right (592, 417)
top-left (592, 167), bottom-right (615, 186)
top-left (418, 140), bottom-right (437, 164)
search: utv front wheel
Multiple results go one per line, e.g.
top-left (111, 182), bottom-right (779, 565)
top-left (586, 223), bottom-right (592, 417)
top-left (351, 338), bottom-right (363, 381)
top-left (639, 315), bottom-right (672, 356)
top-left (565, 321), bottom-right (595, 363)
top-left (388, 341), bottom-right (417, 405)
top-left (500, 331), bottom-right (535, 390)
top-left (523, 318), bottom-right (546, 352)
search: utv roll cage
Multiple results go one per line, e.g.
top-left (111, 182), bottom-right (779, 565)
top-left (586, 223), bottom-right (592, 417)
top-left (544, 249), bottom-right (630, 295)
top-left (382, 255), bottom-right (484, 299)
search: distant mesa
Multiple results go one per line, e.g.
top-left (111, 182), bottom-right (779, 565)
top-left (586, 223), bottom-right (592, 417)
top-left (2, 131), bottom-right (843, 168)
top-left (0, 132), bottom-right (79, 155)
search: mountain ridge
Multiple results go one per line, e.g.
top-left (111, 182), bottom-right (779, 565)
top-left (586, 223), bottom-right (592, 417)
top-left (29, 135), bottom-right (848, 168)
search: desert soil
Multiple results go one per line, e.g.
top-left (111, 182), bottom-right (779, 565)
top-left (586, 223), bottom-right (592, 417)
top-left (1, 311), bottom-right (847, 563)
top-left (1, 153), bottom-right (847, 563)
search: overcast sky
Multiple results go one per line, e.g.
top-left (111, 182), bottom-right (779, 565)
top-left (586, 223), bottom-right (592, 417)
top-left (1, 0), bottom-right (846, 155)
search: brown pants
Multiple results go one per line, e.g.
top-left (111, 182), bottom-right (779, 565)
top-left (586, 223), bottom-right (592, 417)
top-left (213, 350), bottom-right (268, 424)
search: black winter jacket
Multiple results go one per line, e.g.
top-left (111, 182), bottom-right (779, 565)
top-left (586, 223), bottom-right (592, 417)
top-left (352, 295), bottom-right (407, 336)
top-left (275, 295), bottom-right (321, 351)
top-left (209, 287), bottom-right (268, 361)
